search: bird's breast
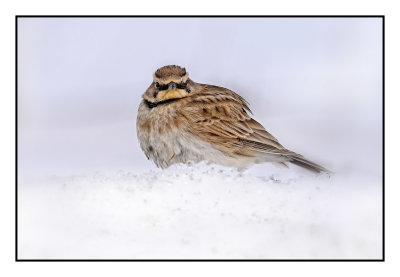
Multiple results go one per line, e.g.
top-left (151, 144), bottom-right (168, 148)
top-left (137, 100), bottom-right (190, 168)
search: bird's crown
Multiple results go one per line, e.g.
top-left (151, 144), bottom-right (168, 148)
top-left (153, 65), bottom-right (189, 84)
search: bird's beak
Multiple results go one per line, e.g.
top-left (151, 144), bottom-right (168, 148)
top-left (168, 82), bottom-right (177, 90)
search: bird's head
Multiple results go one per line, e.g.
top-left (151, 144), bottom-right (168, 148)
top-left (143, 65), bottom-right (193, 104)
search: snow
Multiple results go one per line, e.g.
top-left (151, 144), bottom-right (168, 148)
top-left (18, 161), bottom-right (382, 259)
top-left (17, 18), bottom-right (382, 259)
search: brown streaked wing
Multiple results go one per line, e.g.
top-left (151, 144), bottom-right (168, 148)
top-left (183, 86), bottom-right (289, 156)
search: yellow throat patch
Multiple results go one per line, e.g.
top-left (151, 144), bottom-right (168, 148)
top-left (156, 89), bottom-right (187, 101)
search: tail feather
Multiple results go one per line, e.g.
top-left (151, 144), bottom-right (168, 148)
top-left (289, 156), bottom-right (329, 173)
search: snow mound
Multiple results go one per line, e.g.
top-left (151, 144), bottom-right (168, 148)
top-left (18, 162), bottom-right (382, 259)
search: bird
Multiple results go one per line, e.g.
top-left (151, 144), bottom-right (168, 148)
top-left (136, 65), bottom-right (328, 173)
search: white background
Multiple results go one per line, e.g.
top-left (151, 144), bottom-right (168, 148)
top-left (17, 17), bottom-right (382, 177)
top-left (1, 0), bottom-right (398, 276)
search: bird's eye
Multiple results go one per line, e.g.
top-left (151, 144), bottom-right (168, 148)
top-left (155, 82), bottom-right (160, 88)
top-left (177, 82), bottom-right (188, 90)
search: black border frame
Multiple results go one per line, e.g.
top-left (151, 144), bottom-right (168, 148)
top-left (15, 15), bottom-right (385, 262)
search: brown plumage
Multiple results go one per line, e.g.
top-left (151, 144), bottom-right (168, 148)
top-left (136, 65), bottom-right (328, 173)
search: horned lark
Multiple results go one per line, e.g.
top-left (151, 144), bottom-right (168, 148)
top-left (136, 65), bottom-right (327, 173)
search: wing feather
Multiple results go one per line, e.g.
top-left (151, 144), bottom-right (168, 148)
top-left (183, 86), bottom-right (289, 157)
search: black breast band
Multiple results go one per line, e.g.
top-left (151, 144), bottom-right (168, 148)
top-left (144, 98), bottom-right (181, 109)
